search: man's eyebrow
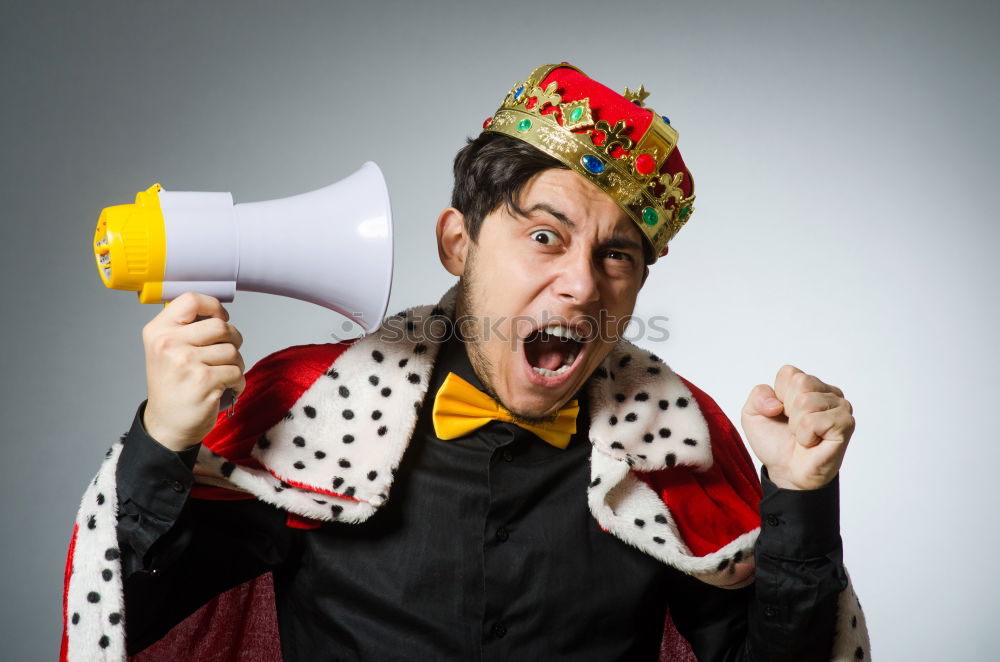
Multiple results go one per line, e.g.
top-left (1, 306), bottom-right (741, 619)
top-left (515, 202), bottom-right (577, 230)
top-left (599, 235), bottom-right (644, 254)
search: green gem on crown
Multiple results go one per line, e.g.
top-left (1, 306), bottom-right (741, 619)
top-left (517, 118), bottom-right (532, 132)
top-left (642, 206), bottom-right (659, 226)
top-left (679, 205), bottom-right (691, 221)
top-left (569, 106), bottom-right (583, 123)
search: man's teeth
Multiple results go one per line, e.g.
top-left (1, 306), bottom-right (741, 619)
top-left (532, 363), bottom-right (573, 377)
top-left (540, 325), bottom-right (583, 341)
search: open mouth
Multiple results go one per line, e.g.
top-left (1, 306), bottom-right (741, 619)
top-left (523, 324), bottom-right (586, 377)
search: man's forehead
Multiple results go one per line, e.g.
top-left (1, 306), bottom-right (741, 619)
top-left (516, 170), bottom-right (641, 240)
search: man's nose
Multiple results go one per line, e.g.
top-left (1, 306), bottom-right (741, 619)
top-left (555, 252), bottom-right (600, 306)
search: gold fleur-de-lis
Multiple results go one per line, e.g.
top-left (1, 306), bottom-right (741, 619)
top-left (658, 171), bottom-right (687, 207)
top-left (529, 81), bottom-right (562, 113)
top-left (623, 84), bottom-right (651, 106)
top-left (593, 119), bottom-right (634, 155)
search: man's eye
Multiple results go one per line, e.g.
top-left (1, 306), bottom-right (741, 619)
top-left (532, 230), bottom-right (559, 245)
top-left (605, 250), bottom-right (631, 262)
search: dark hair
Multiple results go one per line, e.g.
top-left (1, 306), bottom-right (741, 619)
top-left (450, 132), bottom-right (654, 265)
top-left (450, 132), bottom-right (567, 243)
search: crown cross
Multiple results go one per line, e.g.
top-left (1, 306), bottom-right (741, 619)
top-left (594, 119), bottom-right (634, 155)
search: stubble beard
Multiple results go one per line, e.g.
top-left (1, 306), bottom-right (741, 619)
top-left (455, 251), bottom-right (557, 426)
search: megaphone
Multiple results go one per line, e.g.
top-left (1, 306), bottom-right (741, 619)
top-left (92, 161), bottom-right (393, 333)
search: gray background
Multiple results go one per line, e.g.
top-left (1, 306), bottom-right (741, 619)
top-left (3, 1), bottom-right (997, 659)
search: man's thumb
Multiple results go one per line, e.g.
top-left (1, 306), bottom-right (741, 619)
top-left (743, 383), bottom-right (784, 418)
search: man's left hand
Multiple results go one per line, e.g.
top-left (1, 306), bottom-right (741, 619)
top-left (741, 365), bottom-right (855, 490)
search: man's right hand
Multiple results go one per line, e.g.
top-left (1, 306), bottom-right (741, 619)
top-left (141, 292), bottom-right (246, 452)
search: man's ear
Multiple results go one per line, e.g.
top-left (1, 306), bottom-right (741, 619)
top-left (436, 207), bottom-right (470, 276)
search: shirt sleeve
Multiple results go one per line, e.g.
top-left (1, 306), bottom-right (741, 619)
top-left (666, 468), bottom-right (847, 662)
top-left (115, 402), bottom-right (299, 654)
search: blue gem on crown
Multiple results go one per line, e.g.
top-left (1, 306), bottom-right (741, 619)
top-left (581, 154), bottom-right (606, 174)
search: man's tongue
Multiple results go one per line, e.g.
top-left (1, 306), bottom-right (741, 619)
top-left (526, 334), bottom-right (578, 371)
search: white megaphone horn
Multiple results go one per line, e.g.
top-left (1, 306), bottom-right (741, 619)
top-left (92, 161), bottom-right (394, 333)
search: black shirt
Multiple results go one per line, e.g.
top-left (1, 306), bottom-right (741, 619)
top-left (117, 335), bottom-right (845, 661)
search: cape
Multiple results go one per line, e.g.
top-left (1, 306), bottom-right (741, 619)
top-left (61, 286), bottom-right (871, 661)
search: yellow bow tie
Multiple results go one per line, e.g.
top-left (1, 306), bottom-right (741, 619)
top-left (432, 372), bottom-right (580, 449)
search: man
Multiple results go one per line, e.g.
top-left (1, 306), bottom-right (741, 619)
top-left (62, 63), bottom-right (870, 661)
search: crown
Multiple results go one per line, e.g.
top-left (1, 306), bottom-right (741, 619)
top-left (482, 63), bottom-right (695, 260)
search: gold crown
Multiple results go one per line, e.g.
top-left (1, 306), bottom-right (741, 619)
top-left (483, 64), bottom-right (695, 260)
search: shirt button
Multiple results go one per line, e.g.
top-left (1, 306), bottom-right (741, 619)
top-left (766, 514), bottom-right (780, 527)
top-left (496, 526), bottom-right (510, 542)
top-left (168, 480), bottom-right (184, 493)
top-left (501, 449), bottom-right (514, 462)
top-left (764, 606), bottom-right (778, 618)
top-left (150, 568), bottom-right (160, 577)
top-left (492, 622), bottom-right (508, 638)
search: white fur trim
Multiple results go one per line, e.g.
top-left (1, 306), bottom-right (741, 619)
top-left (65, 440), bottom-right (126, 661)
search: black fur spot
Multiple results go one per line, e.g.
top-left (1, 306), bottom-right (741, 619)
top-left (99, 635), bottom-right (110, 648)
top-left (367, 471), bottom-right (378, 481)
top-left (314, 451), bottom-right (326, 459)
top-left (634, 518), bottom-right (645, 527)
top-left (665, 453), bottom-right (676, 467)
top-left (284, 411), bottom-right (294, 420)
top-left (258, 436), bottom-right (271, 449)
top-left (342, 409), bottom-right (355, 420)
top-left (332, 477), bottom-right (344, 488)
top-left (683, 438), bottom-right (698, 447)
top-left (593, 367), bottom-right (608, 379)
top-left (614, 393), bottom-right (626, 403)
top-left (717, 558), bottom-right (730, 571)
top-left (87, 515), bottom-right (96, 530)
top-left (338, 385), bottom-right (350, 398)
top-left (407, 373), bottom-right (420, 384)
top-left (87, 591), bottom-right (100, 603)
top-left (609, 416), bottom-right (618, 426)
top-left (381, 387), bottom-right (392, 397)
top-left (649, 353), bottom-right (661, 363)
top-left (326, 369), bottom-right (339, 379)
top-left (851, 615), bottom-right (858, 629)
top-left (343, 434), bottom-right (355, 444)
top-left (109, 612), bottom-right (122, 626)
top-left (344, 487), bottom-right (356, 497)
top-left (331, 505), bottom-right (343, 517)
top-left (371, 410), bottom-right (382, 420)
top-left (220, 462), bottom-right (235, 478)
top-left (637, 454), bottom-right (647, 460)
top-left (369, 375), bottom-right (380, 386)
top-left (658, 399), bottom-right (669, 410)
top-left (590, 477), bottom-right (601, 488)
top-left (676, 397), bottom-right (689, 407)
top-left (654, 514), bottom-right (668, 524)
top-left (293, 436), bottom-right (306, 447)
top-left (658, 428), bottom-right (671, 438)
top-left (625, 412), bottom-right (638, 422)
top-left (339, 459), bottom-right (352, 468)
top-left (399, 358), bottom-right (409, 368)
top-left (646, 366), bottom-right (661, 375)
top-left (102, 568), bottom-right (113, 581)
top-left (643, 433), bottom-right (654, 443)
top-left (71, 613), bottom-right (79, 625)
top-left (635, 392), bottom-right (649, 401)
top-left (855, 647), bottom-right (864, 660)
top-left (618, 355), bottom-right (632, 368)
top-left (293, 461), bottom-right (305, 470)
top-left (372, 350), bottom-right (384, 363)
top-left (96, 493), bottom-right (105, 506)
top-left (652, 537), bottom-right (665, 544)
top-left (303, 406), bottom-right (316, 418)
top-left (414, 343), bottom-right (428, 354)
top-left (105, 548), bottom-right (120, 561)
top-left (377, 426), bottom-right (388, 436)
top-left (610, 442), bottom-right (624, 450)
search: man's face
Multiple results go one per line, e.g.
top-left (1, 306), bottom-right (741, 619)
top-left (443, 168), bottom-right (649, 421)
